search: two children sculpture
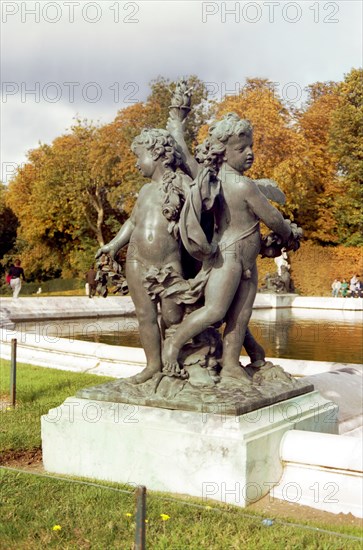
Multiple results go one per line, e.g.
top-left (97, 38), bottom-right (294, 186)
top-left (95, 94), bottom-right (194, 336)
top-left (96, 92), bottom-right (301, 387)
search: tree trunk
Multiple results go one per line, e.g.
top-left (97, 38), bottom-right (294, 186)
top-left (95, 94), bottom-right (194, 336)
top-left (87, 185), bottom-right (105, 246)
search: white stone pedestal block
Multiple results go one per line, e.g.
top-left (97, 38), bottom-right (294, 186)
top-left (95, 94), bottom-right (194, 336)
top-left (41, 391), bottom-right (338, 507)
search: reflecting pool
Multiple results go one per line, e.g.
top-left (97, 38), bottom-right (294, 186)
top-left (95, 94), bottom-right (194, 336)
top-left (16, 308), bottom-right (363, 364)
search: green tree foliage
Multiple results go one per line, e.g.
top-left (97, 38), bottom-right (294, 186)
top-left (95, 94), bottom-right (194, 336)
top-left (0, 183), bottom-right (18, 273)
top-left (329, 68), bottom-right (363, 246)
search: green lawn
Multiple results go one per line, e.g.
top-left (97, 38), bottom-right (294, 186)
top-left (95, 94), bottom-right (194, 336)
top-left (0, 360), bottom-right (362, 549)
top-left (0, 361), bottom-right (114, 452)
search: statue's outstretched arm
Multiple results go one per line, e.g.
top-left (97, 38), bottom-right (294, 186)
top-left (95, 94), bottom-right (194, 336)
top-left (95, 218), bottom-right (135, 260)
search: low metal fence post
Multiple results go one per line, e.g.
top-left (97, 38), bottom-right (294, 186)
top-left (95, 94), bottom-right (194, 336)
top-left (10, 338), bottom-right (17, 407)
top-left (134, 485), bottom-right (146, 549)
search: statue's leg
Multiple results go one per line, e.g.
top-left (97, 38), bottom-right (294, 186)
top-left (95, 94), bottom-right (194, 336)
top-left (162, 258), bottom-right (243, 370)
top-left (243, 327), bottom-right (265, 365)
top-left (126, 261), bottom-right (162, 383)
top-left (160, 297), bottom-right (184, 328)
top-left (222, 264), bottom-right (258, 379)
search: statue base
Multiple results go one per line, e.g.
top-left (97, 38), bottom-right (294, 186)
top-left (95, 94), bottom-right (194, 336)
top-left (76, 362), bottom-right (314, 416)
top-left (41, 392), bottom-right (338, 507)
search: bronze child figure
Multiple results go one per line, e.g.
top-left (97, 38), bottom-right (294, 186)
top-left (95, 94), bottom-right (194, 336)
top-left (96, 128), bottom-right (190, 383)
top-left (162, 113), bottom-right (299, 381)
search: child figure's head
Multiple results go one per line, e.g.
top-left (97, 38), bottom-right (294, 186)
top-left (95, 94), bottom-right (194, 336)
top-left (196, 113), bottom-right (254, 173)
top-left (131, 129), bottom-right (182, 178)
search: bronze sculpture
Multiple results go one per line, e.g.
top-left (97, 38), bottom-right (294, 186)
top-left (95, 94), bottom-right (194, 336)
top-left (89, 81), bottom-right (307, 414)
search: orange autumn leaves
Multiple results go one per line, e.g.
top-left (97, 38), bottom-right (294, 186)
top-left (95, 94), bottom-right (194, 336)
top-left (4, 71), bottom-right (362, 279)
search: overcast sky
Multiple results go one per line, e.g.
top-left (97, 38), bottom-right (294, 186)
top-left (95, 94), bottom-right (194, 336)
top-left (1, 0), bottom-right (362, 183)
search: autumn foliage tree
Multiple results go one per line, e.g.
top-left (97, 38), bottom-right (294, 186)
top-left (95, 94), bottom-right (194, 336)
top-left (329, 68), bottom-right (363, 245)
top-left (6, 121), bottom-right (124, 277)
top-left (296, 81), bottom-right (341, 243)
top-left (5, 72), bottom-right (361, 280)
top-left (199, 76), bottom-right (360, 245)
top-left (200, 78), bottom-right (316, 226)
top-left (6, 76), bottom-right (209, 278)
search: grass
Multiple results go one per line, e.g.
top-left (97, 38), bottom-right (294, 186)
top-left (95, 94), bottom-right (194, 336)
top-left (30, 289), bottom-right (86, 296)
top-left (1, 470), bottom-right (135, 550)
top-left (1, 469), bottom-right (362, 550)
top-left (0, 361), bottom-right (114, 452)
top-left (0, 359), bottom-right (362, 549)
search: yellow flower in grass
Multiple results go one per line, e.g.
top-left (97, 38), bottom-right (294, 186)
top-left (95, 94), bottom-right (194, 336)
top-left (125, 513), bottom-right (132, 517)
top-left (160, 514), bottom-right (170, 521)
top-left (52, 525), bottom-right (62, 531)
top-left (205, 506), bottom-right (212, 510)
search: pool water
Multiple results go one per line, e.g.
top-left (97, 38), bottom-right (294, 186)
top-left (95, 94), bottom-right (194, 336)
top-left (17, 308), bottom-right (363, 364)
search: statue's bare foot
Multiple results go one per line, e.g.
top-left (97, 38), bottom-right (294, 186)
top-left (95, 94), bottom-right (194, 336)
top-left (162, 338), bottom-right (180, 373)
top-left (128, 365), bottom-right (161, 385)
top-left (221, 364), bottom-right (252, 383)
top-left (246, 359), bottom-right (266, 369)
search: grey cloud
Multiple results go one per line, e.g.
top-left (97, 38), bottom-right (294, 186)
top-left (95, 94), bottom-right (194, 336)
top-left (1, 1), bottom-right (362, 182)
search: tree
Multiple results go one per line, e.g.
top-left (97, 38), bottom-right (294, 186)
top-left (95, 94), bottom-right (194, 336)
top-left (201, 78), bottom-right (312, 225)
top-left (198, 77), bottom-right (356, 243)
top-left (296, 81), bottom-right (341, 243)
top-left (329, 68), bottom-right (363, 245)
top-left (6, 121), bottom-right (124, 277)
top-left (0, 183), bottom-right (18, 273)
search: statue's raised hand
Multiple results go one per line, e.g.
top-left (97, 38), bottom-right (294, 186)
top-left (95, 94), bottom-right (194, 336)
top-left (167, 79), bottom-right (192, 133)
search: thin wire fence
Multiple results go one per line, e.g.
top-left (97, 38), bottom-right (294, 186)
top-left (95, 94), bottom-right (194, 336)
top-left (1, 465), bottom-right (362, 544)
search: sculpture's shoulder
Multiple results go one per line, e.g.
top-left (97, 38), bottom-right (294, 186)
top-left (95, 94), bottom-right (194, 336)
top-left (224, 174), bottom-right (258, 198)
top-left (239, 175), bottom-right (258, 189)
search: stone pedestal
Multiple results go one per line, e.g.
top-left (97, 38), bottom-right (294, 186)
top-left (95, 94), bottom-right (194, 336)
top-left (41, 391), bottom-right (338, 507)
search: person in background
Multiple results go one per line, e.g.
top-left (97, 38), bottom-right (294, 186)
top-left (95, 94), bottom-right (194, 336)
top-left (350, 274), bottom-right (359, 298)
top-left (331, 278), bottom-right (341, 298)
top-left (85, 265), bottom-right (97, 298)
top-left (355, 275), bottom-right (362, 298)
top-left (8, 259), bottom-right (26, 299)
top-left (340, 278), bottom-right (349, 297)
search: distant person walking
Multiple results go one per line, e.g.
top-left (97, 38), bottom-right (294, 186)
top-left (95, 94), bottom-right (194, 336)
top-left (331, 278), bottom-right (341, 298)
top-left (8, 259), bottom-right (26, 299)
top-left (85, 265), bottom-right (97, 298)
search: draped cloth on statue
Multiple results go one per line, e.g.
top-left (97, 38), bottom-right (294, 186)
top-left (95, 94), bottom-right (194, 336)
top-left (144, 263), bottom-right (212, 304)
top-left (179, 167), bottom-right (220, 261)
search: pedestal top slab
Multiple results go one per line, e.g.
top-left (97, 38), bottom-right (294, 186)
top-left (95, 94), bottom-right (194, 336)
top-left (77, 373), bottom-right (314, 416)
